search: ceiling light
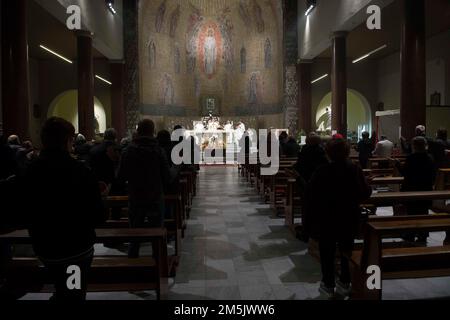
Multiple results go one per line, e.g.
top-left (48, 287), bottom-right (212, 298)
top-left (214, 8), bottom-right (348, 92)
top-left (311, 74), bottom-right (328, 84)
top-left (95, 75), bottom-right (112, 85)
top-left (352, 45), bottom-right (387, 64)
top-left (106, 0), bottom-right (116, 15)
top-left (39, 45), bottom-right (73, 64)
top-left (305, 0), bottom-right (317, 16)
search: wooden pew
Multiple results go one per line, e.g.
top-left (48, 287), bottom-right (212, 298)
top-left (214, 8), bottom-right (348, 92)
top-left (433, 169), bottom-right (450, 213)
top-left (365, 190), bottom-right (450, 207)
top-left (308, 191), bottom-right (450, 260)
top-left (367, 157), bottom-right (406, 169)
top-left (370, 177), bottom-right (404, 186)
top-left (0, 228), bottom-right (169, 300)
top-left (104, 195), bottom-right (183, 272)
top-left (370, 177), bottom-right (404, 193)
top-left (283, 176), bottom-right (302, 232)
top-left (349, 215), bottom-right (450, 300)
top-left (267, 166), bottom-right (296, 218)
top-left (363, 168), bottom-right (396, 177)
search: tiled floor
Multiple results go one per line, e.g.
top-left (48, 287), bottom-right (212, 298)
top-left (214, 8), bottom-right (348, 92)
top-left (22, 166), bottom-right (450, 300)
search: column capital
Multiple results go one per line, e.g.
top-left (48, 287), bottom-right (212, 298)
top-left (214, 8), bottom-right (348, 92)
top-left (331, 31), bottom-right (348, 39)
top-left (75, 30), bottom-right (94, 38)
top-left (297, 59), bottom-right (314, 65)
top-left (110, 59), bottom-right (126, 65)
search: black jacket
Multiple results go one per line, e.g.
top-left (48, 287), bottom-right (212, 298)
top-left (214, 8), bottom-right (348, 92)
top-left (282, 139), bottom-right (301, 158)
top-left (89, 141), bottom-right (118, 184)
top-left (428, 139), bottom-right (449, 169)
top-left (399, 152), bottom-right (436, 192)
top-left (118, 137), bottom-right (170, 205)
top-left (398, 152), bottom-right (436, 214)
top-left (356, 139), bottom-right (374, 168)
top-left (304, 160), bottom-right (372, 240)
top-left (295, 144), bottom-right (329, 183)
top-left (23, 150), bottom-right (105, 260)
top-left (0, 144), bottom-right (16, 180)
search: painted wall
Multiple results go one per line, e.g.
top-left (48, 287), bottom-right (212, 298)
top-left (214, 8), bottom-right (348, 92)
top-left (139, 0), bottom-right (283, 118)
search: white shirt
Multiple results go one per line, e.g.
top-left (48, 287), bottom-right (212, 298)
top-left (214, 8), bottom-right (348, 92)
top-left (374, 139), bottom-right (394, 158)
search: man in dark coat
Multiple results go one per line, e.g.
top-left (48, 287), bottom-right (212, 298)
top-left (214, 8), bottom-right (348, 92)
top-left (295, 134), bottom-right (329, 184)
top-left (89, 128), bottom-right (120, 186)
top-left (304, 137), bottom-right (372, 298)
top-left (283, 137), bottom-right (301, 158)
top-left (356, 131), bottom-right (374, 169)
top-left (23, 117), bottom-right (106, 300)
top-left (118, 119), bottom-right (170, 258)
top-left (396, 136), bottom-right (436, 242)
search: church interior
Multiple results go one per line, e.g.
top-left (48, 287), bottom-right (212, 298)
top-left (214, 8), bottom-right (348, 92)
top-left (1, 0), bottom-right (450, 302)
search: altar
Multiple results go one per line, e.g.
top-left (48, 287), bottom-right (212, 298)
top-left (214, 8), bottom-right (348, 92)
top-left (185, 116), bottom-right (252, 164)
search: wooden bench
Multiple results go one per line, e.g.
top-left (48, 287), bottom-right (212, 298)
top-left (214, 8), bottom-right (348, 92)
top-left (370, 177), bottom-right (404, 185)
top-left (308, 191), bottom-right (450, 261)
top-left (365, 190), bottom-right (450, 207)
top-left (363, 168), bottom-right (397, 177)
top-left (283, 176), bottom-right (302, 233)
top-left (104, 195), bottom-right (183, 271)
top-left (433, 169), bottom-right (450, 213)
top-left (349, 215), bottom-right (450, 300)
top-left (267, 167), bottom-right (297, 218)
top-left (0, 228), bottom-right (169, 300)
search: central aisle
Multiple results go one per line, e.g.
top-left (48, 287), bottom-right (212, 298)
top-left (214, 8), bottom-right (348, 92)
top-left (170, 166), bottom-right (322, 300)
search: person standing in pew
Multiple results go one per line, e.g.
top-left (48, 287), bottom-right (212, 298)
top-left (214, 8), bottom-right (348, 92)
top-left (295, 133), bottom-right (329, 185)
top-left (89, 128), bottom-right (121, 195)
top-left (283, 137), bottom-right (301, 158)
top-left (429, 128), bottom-right (450, 169)
top-left (373, 135), bottom-right (394, 168)
top-left (394, 136), bottom-right (436, 243)
top-left (304, 137), bottom-right (372, 298)
top-left (118, 119), bottom-right (170, 258)
top-left (355, 131), bottom-right (374, 169)
top-left (157, 130), bottom-right (181, 220)
top-left (23, 117), bottom-right (106, 301)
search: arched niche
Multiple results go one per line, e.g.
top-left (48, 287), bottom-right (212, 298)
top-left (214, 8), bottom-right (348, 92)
top-left (315, 89), bottom-right (372, 137)
top-left (47, 90), bottom-right (108, 135)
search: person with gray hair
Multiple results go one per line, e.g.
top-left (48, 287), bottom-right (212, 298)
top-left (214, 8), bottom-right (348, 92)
top-left (373, 135), bottom-right (394, 158)
top-left (7, 135), bottom-right (24, 157)
top-left (74, 133), bottom-right (92, 163)
top-left (7, 135), bottom-right (21, 147)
